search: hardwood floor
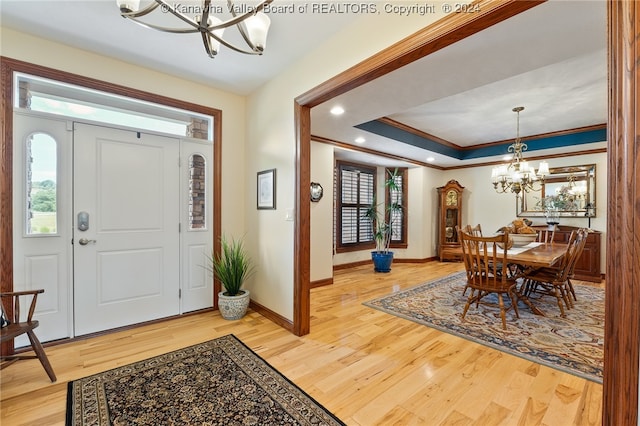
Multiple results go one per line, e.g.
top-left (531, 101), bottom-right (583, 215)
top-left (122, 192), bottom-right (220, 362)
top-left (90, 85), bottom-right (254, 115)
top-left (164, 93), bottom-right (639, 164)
top-left (0, 262), bottom-right (603, 425)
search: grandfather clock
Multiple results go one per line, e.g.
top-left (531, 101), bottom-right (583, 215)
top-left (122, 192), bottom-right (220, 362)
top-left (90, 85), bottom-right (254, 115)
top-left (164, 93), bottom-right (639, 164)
top-left (437, 180), bottom-right (464, 261)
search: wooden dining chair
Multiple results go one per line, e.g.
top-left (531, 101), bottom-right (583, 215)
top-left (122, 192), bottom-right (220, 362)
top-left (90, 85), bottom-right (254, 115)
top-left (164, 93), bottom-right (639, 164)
top-left (521, 229), bottom-right (588, 317)
top-left (0, 289), bottom-right (57, 382)
top-left (458, 225), bottom-right (483, 295)
top-left (532, 224), bottom-right (557, 244)
top-left (459, 230), bottom-right (519, 330)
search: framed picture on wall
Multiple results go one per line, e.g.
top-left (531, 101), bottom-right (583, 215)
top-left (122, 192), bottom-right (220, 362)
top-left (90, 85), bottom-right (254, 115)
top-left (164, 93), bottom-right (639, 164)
top-left (257, 169), bottom-right (276, 210)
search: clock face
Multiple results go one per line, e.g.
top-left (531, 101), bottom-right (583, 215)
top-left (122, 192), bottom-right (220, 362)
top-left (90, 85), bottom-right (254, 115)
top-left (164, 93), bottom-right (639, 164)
top-left (446, 190), bottom-right (458, 206)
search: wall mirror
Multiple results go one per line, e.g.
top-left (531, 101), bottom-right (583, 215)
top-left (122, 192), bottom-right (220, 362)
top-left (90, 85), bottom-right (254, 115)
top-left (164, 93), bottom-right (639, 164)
top-left (517, 164), bottom-right (596, 217)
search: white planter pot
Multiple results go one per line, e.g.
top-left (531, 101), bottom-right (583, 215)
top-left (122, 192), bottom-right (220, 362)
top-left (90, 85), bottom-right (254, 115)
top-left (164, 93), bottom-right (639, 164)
top-left (218, 290), bottom-right (250, 320)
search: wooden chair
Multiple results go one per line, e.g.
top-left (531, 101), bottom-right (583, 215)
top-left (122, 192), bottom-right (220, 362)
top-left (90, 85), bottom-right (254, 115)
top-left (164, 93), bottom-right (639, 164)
top-left (459, 230), bottom-right (520, 330)
top-left (457, 225), bottom-right (483, 295)
top-left (532, 224), bottom-right (557, 244)
top-left (521, 229), bottom-right (588, 317)
top-left (0, 290), bottom-right (57, 382)
top-left (467, 224), bottom-right (482, 237)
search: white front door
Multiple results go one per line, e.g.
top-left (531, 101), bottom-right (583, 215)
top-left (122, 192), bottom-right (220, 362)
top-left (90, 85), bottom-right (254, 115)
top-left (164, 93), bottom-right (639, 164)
top-left (12, 112), bottom-right (72, 346)
top-left (73, 123), bottom-right (180, 336)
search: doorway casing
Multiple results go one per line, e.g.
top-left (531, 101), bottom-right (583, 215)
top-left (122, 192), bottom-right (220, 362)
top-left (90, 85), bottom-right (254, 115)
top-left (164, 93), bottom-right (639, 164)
top-left (293, 1), bottom-right (639, 424)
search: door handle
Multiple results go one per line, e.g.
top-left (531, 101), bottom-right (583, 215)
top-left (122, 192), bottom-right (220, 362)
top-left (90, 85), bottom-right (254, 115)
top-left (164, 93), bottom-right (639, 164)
top-left (78, 238), bottom-right (97, 245)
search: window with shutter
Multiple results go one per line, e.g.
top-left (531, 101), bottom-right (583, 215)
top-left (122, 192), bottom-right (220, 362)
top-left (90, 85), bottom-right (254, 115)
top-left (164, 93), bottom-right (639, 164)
top-left (335, 161), bottom-right (376, 252)
top-left (386, 168), bottom-right (408, 248)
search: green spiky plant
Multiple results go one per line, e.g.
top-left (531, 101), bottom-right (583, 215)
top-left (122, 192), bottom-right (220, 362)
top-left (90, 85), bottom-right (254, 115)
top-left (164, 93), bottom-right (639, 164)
top-left (207, 236), bottom-right (255, 296)
top-left (362, 168), bottom-right (403, 254)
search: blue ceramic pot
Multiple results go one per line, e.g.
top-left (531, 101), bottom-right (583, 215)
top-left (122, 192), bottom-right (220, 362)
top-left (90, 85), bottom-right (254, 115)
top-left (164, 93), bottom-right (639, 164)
top-left (371, 251), bottom-right (394, 273)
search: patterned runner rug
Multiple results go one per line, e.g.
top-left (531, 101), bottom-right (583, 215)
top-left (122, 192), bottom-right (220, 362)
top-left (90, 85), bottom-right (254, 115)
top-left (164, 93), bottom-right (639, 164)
top-left (66, 334), bottom-right (344, 426)
top-left (363, 272), bottom-right (603, 383)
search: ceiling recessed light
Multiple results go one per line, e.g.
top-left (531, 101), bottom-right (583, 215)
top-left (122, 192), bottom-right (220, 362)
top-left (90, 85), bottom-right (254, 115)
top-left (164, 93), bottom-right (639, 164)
top-left (330, 106), bottom-right (345, 115)
top-left (427, 156), bottom-right (435, 162)
top-left (355, 137), bottom-right (365, 143)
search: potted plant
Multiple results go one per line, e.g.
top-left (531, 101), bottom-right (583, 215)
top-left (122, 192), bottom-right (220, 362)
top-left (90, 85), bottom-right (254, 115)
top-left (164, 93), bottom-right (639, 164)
top-left (206, 236), bottom-right (255, 320)
top-left (363, 168), bottom-right (403, 272)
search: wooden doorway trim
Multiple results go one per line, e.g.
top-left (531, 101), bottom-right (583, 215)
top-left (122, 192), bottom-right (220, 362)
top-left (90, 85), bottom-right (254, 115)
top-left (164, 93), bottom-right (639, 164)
top-left (0, 57), bottom-right (223, 352)
top-left (604, 1), bottom-right (640, 425)
top-left (294, 0), bottom-right (639, 424)
top-left (293, 0), bottom-right (544, 334)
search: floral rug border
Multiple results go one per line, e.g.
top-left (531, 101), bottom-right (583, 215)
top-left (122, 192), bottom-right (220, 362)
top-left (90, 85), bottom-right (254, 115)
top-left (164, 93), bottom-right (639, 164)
top-left (363, 272), bottom-right (603, 383)
top-left (66, 334), bottom-right (345, 425)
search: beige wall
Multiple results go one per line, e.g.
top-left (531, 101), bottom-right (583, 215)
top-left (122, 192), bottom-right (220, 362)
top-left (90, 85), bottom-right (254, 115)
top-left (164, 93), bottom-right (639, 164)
top-left (4, 11), bottom-right (605, 323)
top-left (1, 10), bottom-right (446, 322)
top-left (245, 12), bottom-right (446, 318)
top-left (310, 142), bottom-right (334, 282)
top-left (442, 151), bottom-right (607, 272)
top-left (317, 150), bottom-right (606, 278)
top-left (1, 26), bottom-right (248, 242)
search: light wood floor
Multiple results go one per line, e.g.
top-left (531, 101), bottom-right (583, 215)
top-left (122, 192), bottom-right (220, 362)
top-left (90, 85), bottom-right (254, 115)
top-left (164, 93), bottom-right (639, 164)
top-left (1, 262), bottom-right (603, 425)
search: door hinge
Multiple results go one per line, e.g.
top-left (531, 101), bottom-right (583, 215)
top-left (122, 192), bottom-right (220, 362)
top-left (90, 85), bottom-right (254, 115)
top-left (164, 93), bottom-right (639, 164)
top-left (179, 223), bottom-right (181, 233)
top-left (179, 289), bottom-right (182, 299)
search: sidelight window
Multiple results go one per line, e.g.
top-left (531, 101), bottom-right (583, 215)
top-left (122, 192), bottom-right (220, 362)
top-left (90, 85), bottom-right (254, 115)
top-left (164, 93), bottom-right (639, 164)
top-left (26, 133), bottom-right (57, 235)
top-left (188, 154), bottom-right (206, 230)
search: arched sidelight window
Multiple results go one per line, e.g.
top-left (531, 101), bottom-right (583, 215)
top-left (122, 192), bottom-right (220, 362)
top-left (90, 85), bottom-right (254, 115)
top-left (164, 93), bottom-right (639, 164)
top-left (189, 154), bottom-right (206, 230)
top-left (26, 133), bottom-right (57, 235)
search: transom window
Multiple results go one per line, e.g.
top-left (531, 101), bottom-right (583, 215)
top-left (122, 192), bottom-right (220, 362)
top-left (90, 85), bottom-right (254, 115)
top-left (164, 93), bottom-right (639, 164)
top-left (14, 72), bottom-right (212, 141)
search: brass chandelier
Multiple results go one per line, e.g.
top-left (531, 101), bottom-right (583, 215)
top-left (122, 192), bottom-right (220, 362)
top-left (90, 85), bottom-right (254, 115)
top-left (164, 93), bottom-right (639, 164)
top-left (116, 0), bottom-right (273, 58)
top-left (491, 106), bottom-right (550, 195)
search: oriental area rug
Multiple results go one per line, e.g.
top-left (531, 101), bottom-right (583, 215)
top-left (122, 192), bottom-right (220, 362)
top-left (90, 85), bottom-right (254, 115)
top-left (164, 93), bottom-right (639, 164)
top-left (363, 272), bottom-right (603, 383)
top-left (66, 334), bottom-right (345, 426)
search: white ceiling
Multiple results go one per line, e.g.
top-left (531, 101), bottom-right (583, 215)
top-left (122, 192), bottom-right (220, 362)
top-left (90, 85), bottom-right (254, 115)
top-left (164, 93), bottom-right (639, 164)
top-left (1, 1), bottom-right (608, 169)
top-left (311, 0), bottom-right (608, 168)
top-left (0, 0), bottom-right (360, 95)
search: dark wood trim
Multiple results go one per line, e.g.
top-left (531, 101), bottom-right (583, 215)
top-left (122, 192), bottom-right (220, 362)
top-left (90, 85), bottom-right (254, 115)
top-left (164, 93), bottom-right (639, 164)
top-left (333, 257), bottom-right (438, 272)
top-left (296, 0), bottom-right (637, 422)
top-left (293, 101), bottom-right (311, 336)
top-left (379, 117), bottom-right (607, 152)
top-left (314, 134), bottom-right (607, 172)
top-left (249, 300), bottom-right (294, 332)
top-left (484, 123), bottom-right (607, 148)
top-left (312, 134), bottom-right (444, 169)
top-left (378, 116), bottom-right (462, 149)
top-left (0, 58), bottom-right (14, 357)
top-left (296, 0), bottom-right (545, 108)
top-left (309, 278), bottom-right (333, 289)
top-left (604, 1), bottom-right (640, 424)
top-left (392, 257), bottom-right (438, 264)
top-left (295, 0), bottom-right (546, 336)
top-left (445, 148), bottom-right (608, 171)
top-left (333, 260), bottom-right (372, 271)
top-left (0, 56), bottom-right (223, 352)
top-left (16, 308), bottom-right (216, 352)
top-left (385, 167), bottom-right (408, 246)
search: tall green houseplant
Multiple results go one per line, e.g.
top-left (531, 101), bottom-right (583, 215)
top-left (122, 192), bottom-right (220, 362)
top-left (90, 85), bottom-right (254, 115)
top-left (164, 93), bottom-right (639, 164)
top-left (363, 168), bottom-right (403, 272)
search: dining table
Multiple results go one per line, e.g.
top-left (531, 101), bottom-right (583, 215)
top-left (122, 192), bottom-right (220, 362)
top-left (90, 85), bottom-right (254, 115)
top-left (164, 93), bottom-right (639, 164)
top-left (505, 241), bottom-right (567, 269)
top-left (504, 241), bottom-right (568, 316)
